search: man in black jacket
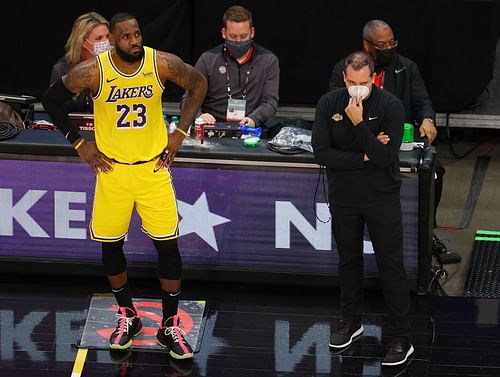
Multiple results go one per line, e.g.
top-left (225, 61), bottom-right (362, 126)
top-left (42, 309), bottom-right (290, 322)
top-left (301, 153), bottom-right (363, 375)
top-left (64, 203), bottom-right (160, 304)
top-left (182, 5), bottom-right (279, 128)
top-left (313, 51), bottom-right (414, 367)
top-left (329, 19), bottom-right (448, 254)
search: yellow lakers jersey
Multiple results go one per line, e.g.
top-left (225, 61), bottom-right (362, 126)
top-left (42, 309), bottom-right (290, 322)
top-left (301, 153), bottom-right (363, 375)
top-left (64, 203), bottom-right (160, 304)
top-left (93, 46), bottom-right (166, 163)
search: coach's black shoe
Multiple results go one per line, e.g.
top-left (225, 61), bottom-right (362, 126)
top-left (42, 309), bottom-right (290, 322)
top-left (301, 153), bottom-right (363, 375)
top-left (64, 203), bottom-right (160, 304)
top-left (157, 315), bottom-right (194, 359)
top-left (109, 307), bottom-right (142, 350)
top-left (329, 320), bottom-right (364, 348)
top-left (329, 341), bottom-right (357, 356)
top-left (382, 361), bottom-right (411, 377)
top-left (382, 337), bottom-right (414, 366)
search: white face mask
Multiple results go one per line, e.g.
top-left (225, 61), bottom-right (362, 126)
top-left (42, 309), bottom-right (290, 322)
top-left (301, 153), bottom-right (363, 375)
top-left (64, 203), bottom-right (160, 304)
top-left (348, 85), bottom-right (370, 101)
top-left (89, 39), bottom-right (111, 56)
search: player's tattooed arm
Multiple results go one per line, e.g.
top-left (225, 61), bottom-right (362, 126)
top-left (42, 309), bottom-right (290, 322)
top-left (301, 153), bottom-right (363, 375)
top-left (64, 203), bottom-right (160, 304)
top-left (157, 51), bottom-right (207, 94)
top-left (157, 51), bottom-right (184, 83)
top-left (63, 59), bottom-right (100, 95)
top-left (154, 50), bottom-right (207, 168)
top-left (157, 51), bottom-right (207, 129)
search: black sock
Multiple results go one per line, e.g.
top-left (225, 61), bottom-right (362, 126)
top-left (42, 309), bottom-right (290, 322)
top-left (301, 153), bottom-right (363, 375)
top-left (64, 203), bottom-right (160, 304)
top-left (161, 290), bottom-right (180, 325)
top-left (112, 283), bottom-right (135, 315)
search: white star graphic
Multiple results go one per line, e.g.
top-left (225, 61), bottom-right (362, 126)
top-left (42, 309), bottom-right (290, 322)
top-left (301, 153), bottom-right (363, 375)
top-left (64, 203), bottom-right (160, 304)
top-left (177, 192), bottom-right (231, 251)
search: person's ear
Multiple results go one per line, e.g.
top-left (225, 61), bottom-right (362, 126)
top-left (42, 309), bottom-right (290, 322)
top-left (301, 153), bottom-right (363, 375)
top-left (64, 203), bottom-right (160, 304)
top-left (82, 39), bottom-right (93, 53)
top-left (362, 39), bottom-right (370, 53)
top-left (221, 27), bottom-right (227, 40)
top-left (250, 26), bottom-right (255, 39)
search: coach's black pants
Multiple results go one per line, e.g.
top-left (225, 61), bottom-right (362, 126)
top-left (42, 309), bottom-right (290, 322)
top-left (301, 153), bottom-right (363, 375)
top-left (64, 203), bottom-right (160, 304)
top-left (331, 198), bottom-right (411, 339)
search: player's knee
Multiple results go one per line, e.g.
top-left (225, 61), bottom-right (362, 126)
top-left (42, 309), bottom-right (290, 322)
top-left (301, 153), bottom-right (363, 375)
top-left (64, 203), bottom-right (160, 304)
top-left (101, 240), bottom-right (127, 276)
top-left (153, 239), bottom-right (182, 279)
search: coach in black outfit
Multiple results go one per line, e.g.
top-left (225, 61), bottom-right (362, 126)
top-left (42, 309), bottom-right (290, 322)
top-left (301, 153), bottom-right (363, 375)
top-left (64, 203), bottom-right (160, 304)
top-left (312, 51), bottom-right (414, 367)
top-left (329, 20), bottom-right (446, 250)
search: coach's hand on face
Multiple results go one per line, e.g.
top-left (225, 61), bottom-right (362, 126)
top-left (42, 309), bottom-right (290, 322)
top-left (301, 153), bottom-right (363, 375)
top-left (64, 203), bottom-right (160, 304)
top-left (345, 96), bottom-right (364, 126)
top-left (76, 141), bottom-right (114, 174)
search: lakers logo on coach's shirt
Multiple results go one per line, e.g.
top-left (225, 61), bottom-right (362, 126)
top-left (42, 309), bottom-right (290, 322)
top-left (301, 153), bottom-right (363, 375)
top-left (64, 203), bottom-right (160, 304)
top-left (93, 46), bottom-right (166, 164)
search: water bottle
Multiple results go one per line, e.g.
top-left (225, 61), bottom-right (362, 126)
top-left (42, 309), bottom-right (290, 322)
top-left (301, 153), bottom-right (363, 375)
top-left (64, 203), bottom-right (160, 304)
top-left (168, 115), bottom-right (179, 134)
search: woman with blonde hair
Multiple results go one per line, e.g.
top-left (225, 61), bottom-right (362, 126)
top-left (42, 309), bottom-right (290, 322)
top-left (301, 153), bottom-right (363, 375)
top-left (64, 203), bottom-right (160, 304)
top-left (49, 12), bottom-right (110, 112)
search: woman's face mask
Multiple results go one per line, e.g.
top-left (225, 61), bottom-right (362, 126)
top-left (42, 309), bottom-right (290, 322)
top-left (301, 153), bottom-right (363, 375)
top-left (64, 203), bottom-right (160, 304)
top-left (87, 39), bottom-right (111, 56)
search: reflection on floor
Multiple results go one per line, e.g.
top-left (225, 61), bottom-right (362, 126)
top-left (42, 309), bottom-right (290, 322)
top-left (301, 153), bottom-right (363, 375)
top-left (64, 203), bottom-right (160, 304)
top-left (430, 130), bottom-right (500, 296)
top-left (0, 275), bottom-right (499, 376)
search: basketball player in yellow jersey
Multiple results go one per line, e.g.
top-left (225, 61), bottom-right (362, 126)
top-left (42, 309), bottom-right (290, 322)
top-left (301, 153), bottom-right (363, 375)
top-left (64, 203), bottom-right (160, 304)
top-left (42, 13), bottom-right (207, 359)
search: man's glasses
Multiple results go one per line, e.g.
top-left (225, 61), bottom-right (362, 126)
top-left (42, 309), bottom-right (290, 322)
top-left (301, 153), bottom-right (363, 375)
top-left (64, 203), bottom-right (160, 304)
top-left (365, 39), bottom-right (398, 51)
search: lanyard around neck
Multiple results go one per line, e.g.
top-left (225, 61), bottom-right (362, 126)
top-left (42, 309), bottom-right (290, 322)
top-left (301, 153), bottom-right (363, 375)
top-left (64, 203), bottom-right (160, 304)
top-left (223, 46), bottom-right (253, 100)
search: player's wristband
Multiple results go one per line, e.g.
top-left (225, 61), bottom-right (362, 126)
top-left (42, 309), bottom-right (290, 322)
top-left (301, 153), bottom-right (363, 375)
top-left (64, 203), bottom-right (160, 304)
top-left (175, 128), bottom-right (189, 137)
top-left (73, 138), bottom-right (85, 150)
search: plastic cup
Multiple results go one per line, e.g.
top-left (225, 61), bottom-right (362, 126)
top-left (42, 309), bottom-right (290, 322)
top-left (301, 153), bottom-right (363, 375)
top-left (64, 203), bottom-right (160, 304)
top-left (402, 123), bottom-right (414, 143)
top-left (400, 123), bottom-right (414, 151)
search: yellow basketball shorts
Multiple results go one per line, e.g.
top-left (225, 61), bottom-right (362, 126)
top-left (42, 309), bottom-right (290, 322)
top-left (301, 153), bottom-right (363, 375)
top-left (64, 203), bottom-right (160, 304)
top-left (89, 160), bottom-right (178, 242)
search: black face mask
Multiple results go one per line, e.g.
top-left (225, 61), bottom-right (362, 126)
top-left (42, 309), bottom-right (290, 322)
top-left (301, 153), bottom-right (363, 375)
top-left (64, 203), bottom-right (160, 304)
top-left (225, 39), bottom-right (253, 58)
top-left (374, 48), bottom-right (396, 67)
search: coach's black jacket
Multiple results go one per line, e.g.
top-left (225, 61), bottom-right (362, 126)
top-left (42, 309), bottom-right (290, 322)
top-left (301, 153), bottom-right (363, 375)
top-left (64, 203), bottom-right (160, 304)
top-left (312, 86), bottom-right (404, 208)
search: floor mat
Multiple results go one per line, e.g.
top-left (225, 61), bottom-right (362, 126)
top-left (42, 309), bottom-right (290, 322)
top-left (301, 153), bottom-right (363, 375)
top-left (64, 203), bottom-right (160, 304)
top-left (79, 294), bottom-right (207, 352)
top-left (464, 230), bottom-right (500, 298)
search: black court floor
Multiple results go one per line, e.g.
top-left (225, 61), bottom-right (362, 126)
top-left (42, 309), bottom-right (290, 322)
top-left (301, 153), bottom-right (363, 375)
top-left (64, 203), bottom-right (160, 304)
top-left (1, 274), bottom-right (500, 376)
